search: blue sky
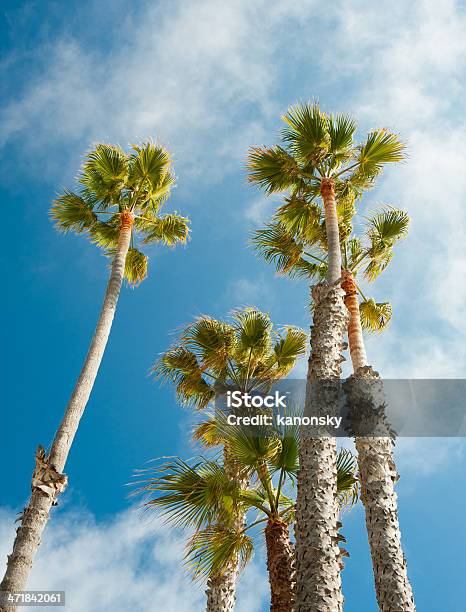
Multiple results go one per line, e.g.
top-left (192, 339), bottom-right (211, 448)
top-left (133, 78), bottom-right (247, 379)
top-left (1, 0), bottom-right (466, 610)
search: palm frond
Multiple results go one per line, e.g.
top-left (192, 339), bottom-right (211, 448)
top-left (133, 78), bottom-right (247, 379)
top-left (232, 308), bottom-right (272, 359)
top-left (50, 190), bottom-right (97, 233)
top-left (139, 457), bottom-right (237, 530)
top-left (366, 206), bottom-right (409, 244)
top-left (356, 129), bottom-right (406, 175)
top-left (246, 145), bottom-right (301, 194)
top-left (79, 144), bottom-right (128, 204)
top-left (124, 248), bottom-right (148, 286)
top-left (336, 448), bottom-right (359, 509)
top-left (128, 142), bottom-right (173, 195)
top-left (275, 195), bottom-right (324, 245)
top-left (182, 318), bottom-right (236, 375)
top-left (90, 216), bottom-right (120, 248)
top-left (141, 213), bottom-right (190, 245)
top-left (359, 299), bottom-right (392, 333)
top-left (281, 101), bottom-right (330, 163)
top-left (327, 114), bottom-right (356, 163)
top-left (186, 525), bottom-right (254, 581)
top-left (273, 327), bottom-right (307, 370)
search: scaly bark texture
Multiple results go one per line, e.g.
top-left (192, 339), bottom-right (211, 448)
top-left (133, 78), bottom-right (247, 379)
top-left (294, 283), bottom-right (349, 612)
top-left (321, 179), bottom-right (341, 284)
top-left (0, 213), bottom-right (133, 610)
top-left (342, 278), bottom-right (415, 612)
top-left (265, 519), bottom-right (295, 612)
top-left (205, 446), bottom-right (248, 612)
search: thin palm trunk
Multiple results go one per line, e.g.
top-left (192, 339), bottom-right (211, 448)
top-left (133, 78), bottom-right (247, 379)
top-left (342, 271), bottom-right (416, 612)
top-left (294, 283), bottom-right (349, 612)
top-left (0, 213), bottom-right (133, 608)
top-left (205, 447), bottom-right (247, 612)
top-left (265, 518), bottom-right (295, 612)
top-left (321, 179), bottom-right (341, 284)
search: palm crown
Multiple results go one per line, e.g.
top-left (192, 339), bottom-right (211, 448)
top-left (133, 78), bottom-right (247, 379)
top-left (252, 205), bottom-right (409, 333)
top-left (136, 415), bottom-right (359, 580)
top-left (50, 142), bottom-right (190, 285)
top-left (247, 101), bottom-right (405, 204)
top-left (154, 307), bottom-right (308, 409)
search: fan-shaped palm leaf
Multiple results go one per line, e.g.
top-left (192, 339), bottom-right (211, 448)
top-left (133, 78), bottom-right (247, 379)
top-left (359, 299), bottom-right (392, 333)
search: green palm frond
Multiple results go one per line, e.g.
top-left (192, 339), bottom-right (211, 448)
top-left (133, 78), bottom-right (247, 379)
top-left (355, 129), bottom-right (406, 176)
top-left (182, 318), bottom-right (236, 375)
top-left (359, 299), bottom-right (392, 333)
top-left (217, 419), bottom-right (280, 468)
top-left (154, 347), bottom-right (214, 409)
top-left (124, 248), bottom-right (148, 286)
top-left (327, 114), bottom-right (356, 155)
top-left (275, 195), bottom-right (324, 244)
top-left (337, 194), bottom-right (356, 243)
top-left (247, 145), bottom-right (301, 194)
top-left (193, 418), bottom-right (224, 448)
top-left (281, 101), bottom-right (330, 163)
top-left (128, 142), bottom-right (172, 195)
top-left (89, 217), bottom-right (120, 248)
top-left (139, 457), bottom-right (237, 530)
top-left (273, 327), bottom-right (307, 370)
top-left (141, 213), bottom-right (190, 245)
top-left (366, 206), bottom-right (409, 245)
top-left (186, 525), bottom-right (254, 581)
top-left (80, 144), bottom-right (128, 204)
top-left (232, 308), bottom-right (273, 359)
top-left (336, 448), bottom-right (359, 509)
top-left (363, 250), bottom-right (393, 282)
top-left (50, 190), bottom-right (97, 233)
top-left (346, 237), bottom-right (363, 269)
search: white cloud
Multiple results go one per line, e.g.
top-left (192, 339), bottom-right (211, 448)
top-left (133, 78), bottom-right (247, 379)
top-left (0, 506), bottom-right (268, 612)
top-left (0, 0), bottom-right (323, 184)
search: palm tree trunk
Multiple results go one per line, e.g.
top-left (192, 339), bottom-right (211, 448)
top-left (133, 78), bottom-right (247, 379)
top-left (294, 283), bottom-right (349, 612)
top-left (265, 518), bottom-right (295, 612)
top-left (342, 272), bottom-right (416, 612)
top-left (321, 179), bottom-right (341, 284)
top-left (205, 446), bottom-right (247, 612)
top-left (0, 212), bottom-right (133, 608)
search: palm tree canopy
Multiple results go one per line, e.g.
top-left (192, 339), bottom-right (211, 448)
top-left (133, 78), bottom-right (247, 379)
top-left (135, 417), bottom-right (359, 580)
top-left (247, 101), bottom-right (405, 201)
top-left (154, 307), bottom-right (307, 409)
top-left (50, 142), bottom-right (190, 286)
top-left (252, 204), bottom-right (409, 333)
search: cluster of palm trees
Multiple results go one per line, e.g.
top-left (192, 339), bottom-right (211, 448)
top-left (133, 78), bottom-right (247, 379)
top-left (0, 102), bottom-right (416, 612)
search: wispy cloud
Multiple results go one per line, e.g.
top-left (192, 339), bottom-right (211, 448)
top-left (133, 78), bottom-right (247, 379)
top-left (0, 506), bottom-right (269, 612)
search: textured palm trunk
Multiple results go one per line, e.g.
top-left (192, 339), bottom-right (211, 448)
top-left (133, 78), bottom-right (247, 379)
top-left (0, 213), bottom-right (133, 609)
top-left (321, 179), bottom-right (341, 284)
top-left (294, 283), bottom-right (349, 612)
top-left (342, 272), bottom-right (416, 612)
top-left (205, 446), bottom-right (247, 612)
top-left (265, 518), bottom-right (295, 612)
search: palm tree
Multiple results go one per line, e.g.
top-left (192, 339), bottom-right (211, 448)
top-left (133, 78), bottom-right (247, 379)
top-left (339, 210), bottom-right (416, 611)
top-left (247, 102), bottom-right (405, 610)
top-left (0, 142), bottom-right (190, 603)
top-left (136, 415), bottom-right (359, 612)
top-left (154, 308), bottom-right (307, 611)
top-left (252, 205), bottom-right (416, 610)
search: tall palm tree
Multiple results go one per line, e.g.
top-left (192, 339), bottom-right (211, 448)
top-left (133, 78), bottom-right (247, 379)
top-left (247, 102), bottom-right (405, 611)
top-left (340, 210), bottom-right (416, 611)
top-left (136, 415), bottom-right (359, 612)
top-left (252, 204), bottom-right (416, 610)
top-left (154, 308), bottom-right (307, 612)
top-left (0, 142), bottom-right (190, 605)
